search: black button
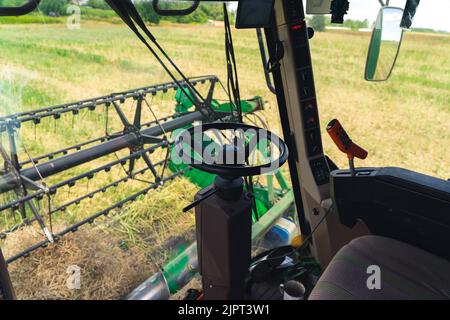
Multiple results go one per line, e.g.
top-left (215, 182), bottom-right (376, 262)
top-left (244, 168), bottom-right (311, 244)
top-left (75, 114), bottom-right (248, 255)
top-left (302, 100), bottom-right (319, 130)
top-left (305, 128), bottom-right (323, 157)
top-left (310, 158), bottom-right (330, 185)
top-left (297, 69), bottom-right (315, 100)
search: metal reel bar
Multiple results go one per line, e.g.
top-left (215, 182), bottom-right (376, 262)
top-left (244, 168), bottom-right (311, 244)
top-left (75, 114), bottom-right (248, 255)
top-left (0, 158), bottom-right (168, 240)
top-left (5, 169), bottom-right (188, 264)
top-left (0, 141), bottom-right (168, 213)
top-left (18, 113), bottom-right (176, 168)
top-left (0, 75), bottom-right (234, 265)
top-left (0, 75), bottom-right (217, 127)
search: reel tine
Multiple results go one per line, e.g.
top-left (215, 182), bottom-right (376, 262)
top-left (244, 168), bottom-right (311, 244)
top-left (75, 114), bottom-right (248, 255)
top-left (128, 156), bottom-right (135, 175)
top-left (133, 97), bottom-right (143, 130)
top-left (142, 153), bottom-right (161, 183)
top-left (112, 101), bottom-right (131, 128)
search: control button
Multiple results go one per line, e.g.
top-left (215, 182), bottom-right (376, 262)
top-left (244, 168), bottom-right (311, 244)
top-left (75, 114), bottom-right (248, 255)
top-left (310, 157), bottom-right (330, 185)
top-left (283, 0), bottom-right (305, 22)
top-left (297, 69), bottom-right (315, 100)
top-left (302, 99), bottom-right (319, 130)
top-left (293, 45), bottom-right (311, 69)
top-left (305, 128), bottom-right (323, 157)
top-left (289, 21), bottom-right (308, 44)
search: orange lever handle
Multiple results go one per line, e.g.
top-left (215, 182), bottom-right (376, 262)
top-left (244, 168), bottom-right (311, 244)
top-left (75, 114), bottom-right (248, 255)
top-left (326, 119), bottom-right (368, 160)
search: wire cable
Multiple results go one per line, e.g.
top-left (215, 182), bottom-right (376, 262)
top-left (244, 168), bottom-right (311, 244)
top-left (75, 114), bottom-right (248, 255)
top-left (105, 0), bottom-right (204, 109)
top-left (223, 3), bottom-right (242, 122)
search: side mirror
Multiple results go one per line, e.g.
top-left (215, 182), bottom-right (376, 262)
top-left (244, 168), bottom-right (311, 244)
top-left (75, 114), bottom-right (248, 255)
top-left (365, 7), bottom-right (404, 81)
top-left (0, 0), bottom-right (40, 17)
top-left (152, 0), bottom-right (200, 17)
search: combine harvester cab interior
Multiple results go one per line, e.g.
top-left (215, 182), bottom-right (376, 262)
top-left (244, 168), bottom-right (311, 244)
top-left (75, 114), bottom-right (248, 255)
top-left (0, 0), bottom-right (449, 302)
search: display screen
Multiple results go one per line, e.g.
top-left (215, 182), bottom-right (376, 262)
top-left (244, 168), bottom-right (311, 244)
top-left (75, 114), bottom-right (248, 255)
top-left (236, 0), bottom-right (275, 29)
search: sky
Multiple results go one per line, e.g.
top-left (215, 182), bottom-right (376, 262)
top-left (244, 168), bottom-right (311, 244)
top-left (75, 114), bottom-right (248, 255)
top-left (344, 0), bottom-right (450, 32)
top-left (230, 0), bottom-right (450, 32)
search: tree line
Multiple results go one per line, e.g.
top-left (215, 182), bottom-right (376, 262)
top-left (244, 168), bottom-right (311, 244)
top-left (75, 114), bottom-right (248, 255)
top-left (87, 0), bottom-right (226, 24)
top-left (0, 0), bottom-right (230, 24)
top-left (134, 0), bottom-right (227, 25)
top-left (308, 15), bottom-right (369, 32)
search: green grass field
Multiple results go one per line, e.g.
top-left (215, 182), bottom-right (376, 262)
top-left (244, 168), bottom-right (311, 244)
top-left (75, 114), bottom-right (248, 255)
top-left (0, 21), bottom-right (449, 299)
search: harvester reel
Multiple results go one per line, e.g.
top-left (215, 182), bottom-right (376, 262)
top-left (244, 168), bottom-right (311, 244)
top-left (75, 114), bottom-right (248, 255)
top-left (0, 76), bottom-right (224, 264)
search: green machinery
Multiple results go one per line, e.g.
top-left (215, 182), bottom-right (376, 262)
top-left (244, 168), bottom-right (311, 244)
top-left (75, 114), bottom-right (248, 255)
top-left (125, 89), bottom-right (299, 300)
top-left (170, 88), bottom-right (291, 222)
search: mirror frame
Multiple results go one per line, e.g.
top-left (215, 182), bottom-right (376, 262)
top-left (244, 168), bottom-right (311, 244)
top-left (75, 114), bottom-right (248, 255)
top-left (365, 6), bottom-right (405, 82)
top-left (0, 0), bottom-right (40, 17)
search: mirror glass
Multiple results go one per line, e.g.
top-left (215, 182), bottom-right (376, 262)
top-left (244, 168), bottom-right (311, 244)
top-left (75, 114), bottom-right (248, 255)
top-left (306, 0), bottom-right (332, 14)
top-left (365, 7), bottom-right (404, 81)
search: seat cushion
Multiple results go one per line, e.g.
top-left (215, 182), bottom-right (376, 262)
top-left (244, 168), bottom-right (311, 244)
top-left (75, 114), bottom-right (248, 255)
top-left (309, 236), bottom-right (450, 300)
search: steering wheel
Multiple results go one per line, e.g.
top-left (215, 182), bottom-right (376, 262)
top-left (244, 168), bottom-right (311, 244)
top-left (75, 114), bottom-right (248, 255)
top-left (174, 123), bottom-right (289, 178)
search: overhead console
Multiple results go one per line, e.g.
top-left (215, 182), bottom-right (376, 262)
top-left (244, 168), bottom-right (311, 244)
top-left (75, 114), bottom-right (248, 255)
top-left (331, 167), bottom-right (450, 260)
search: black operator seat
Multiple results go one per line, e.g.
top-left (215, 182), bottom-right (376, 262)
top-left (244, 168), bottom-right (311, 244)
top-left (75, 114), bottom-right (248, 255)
top-left (310, 167), bottom-right (450, 300)
top-left (309, 236), bottom-right (450, 300)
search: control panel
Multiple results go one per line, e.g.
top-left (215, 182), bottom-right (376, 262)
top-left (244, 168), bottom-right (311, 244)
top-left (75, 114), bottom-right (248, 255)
top-left (282, 0), bottom-right (330, 186)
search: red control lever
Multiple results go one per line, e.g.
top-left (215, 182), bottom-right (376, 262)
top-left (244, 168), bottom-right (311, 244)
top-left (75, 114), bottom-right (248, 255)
top-left (326, 119), bottom-right (368, 160)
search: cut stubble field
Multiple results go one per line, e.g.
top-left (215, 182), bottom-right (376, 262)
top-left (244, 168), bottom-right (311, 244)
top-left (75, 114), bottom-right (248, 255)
top-left (0, 22), bottom-right (449, 299)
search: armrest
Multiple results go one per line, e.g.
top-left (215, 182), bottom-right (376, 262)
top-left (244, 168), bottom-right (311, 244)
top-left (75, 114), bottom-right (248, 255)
top-left (331, 167), bottom-right (450, 260)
